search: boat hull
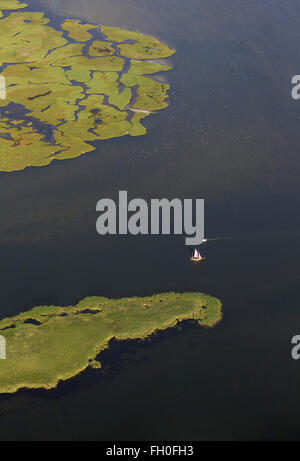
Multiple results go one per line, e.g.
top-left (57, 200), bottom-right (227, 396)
top-left (190, 257), bottom-right (206, 262)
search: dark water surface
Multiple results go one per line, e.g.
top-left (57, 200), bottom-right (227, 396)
top-left (0, 0), bottom-right (300, 440)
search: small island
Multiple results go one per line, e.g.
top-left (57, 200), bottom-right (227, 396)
top-left (0, 292), bottom-right (222, 394)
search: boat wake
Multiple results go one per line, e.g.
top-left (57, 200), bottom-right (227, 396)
top-left (201, 236), bottom-right (232, 243)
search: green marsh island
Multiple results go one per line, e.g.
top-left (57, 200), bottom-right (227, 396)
top-left (0, 0), bottom-right (175, 172)
top-left (0, 292), bottom-right (222, 394)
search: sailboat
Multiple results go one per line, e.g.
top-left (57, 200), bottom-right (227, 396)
top-left (190, 248), bottom-right (205, 262)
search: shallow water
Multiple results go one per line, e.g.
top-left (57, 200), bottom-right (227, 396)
top-left (0, 0), bottom-right (300, 441)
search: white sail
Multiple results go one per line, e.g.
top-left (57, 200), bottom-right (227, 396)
top-left (193, 249), bottom-right (201, 259)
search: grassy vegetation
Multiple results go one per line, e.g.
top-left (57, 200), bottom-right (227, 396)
top-left (0, 0), bottom-right (27, 12)
top-left (101, 25), bottom-right (176, 59)
top-left (61, 19), bottom-right (97, 41)
top-left (0, 292), bottom-right (222, 394)
top-left (0, 1), bottom-right (175, 172)
top-left (89, 41), bottom-right (115, 57)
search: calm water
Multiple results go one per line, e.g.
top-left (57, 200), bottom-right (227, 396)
top-left (0, 0), bottom-right (300, 440)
